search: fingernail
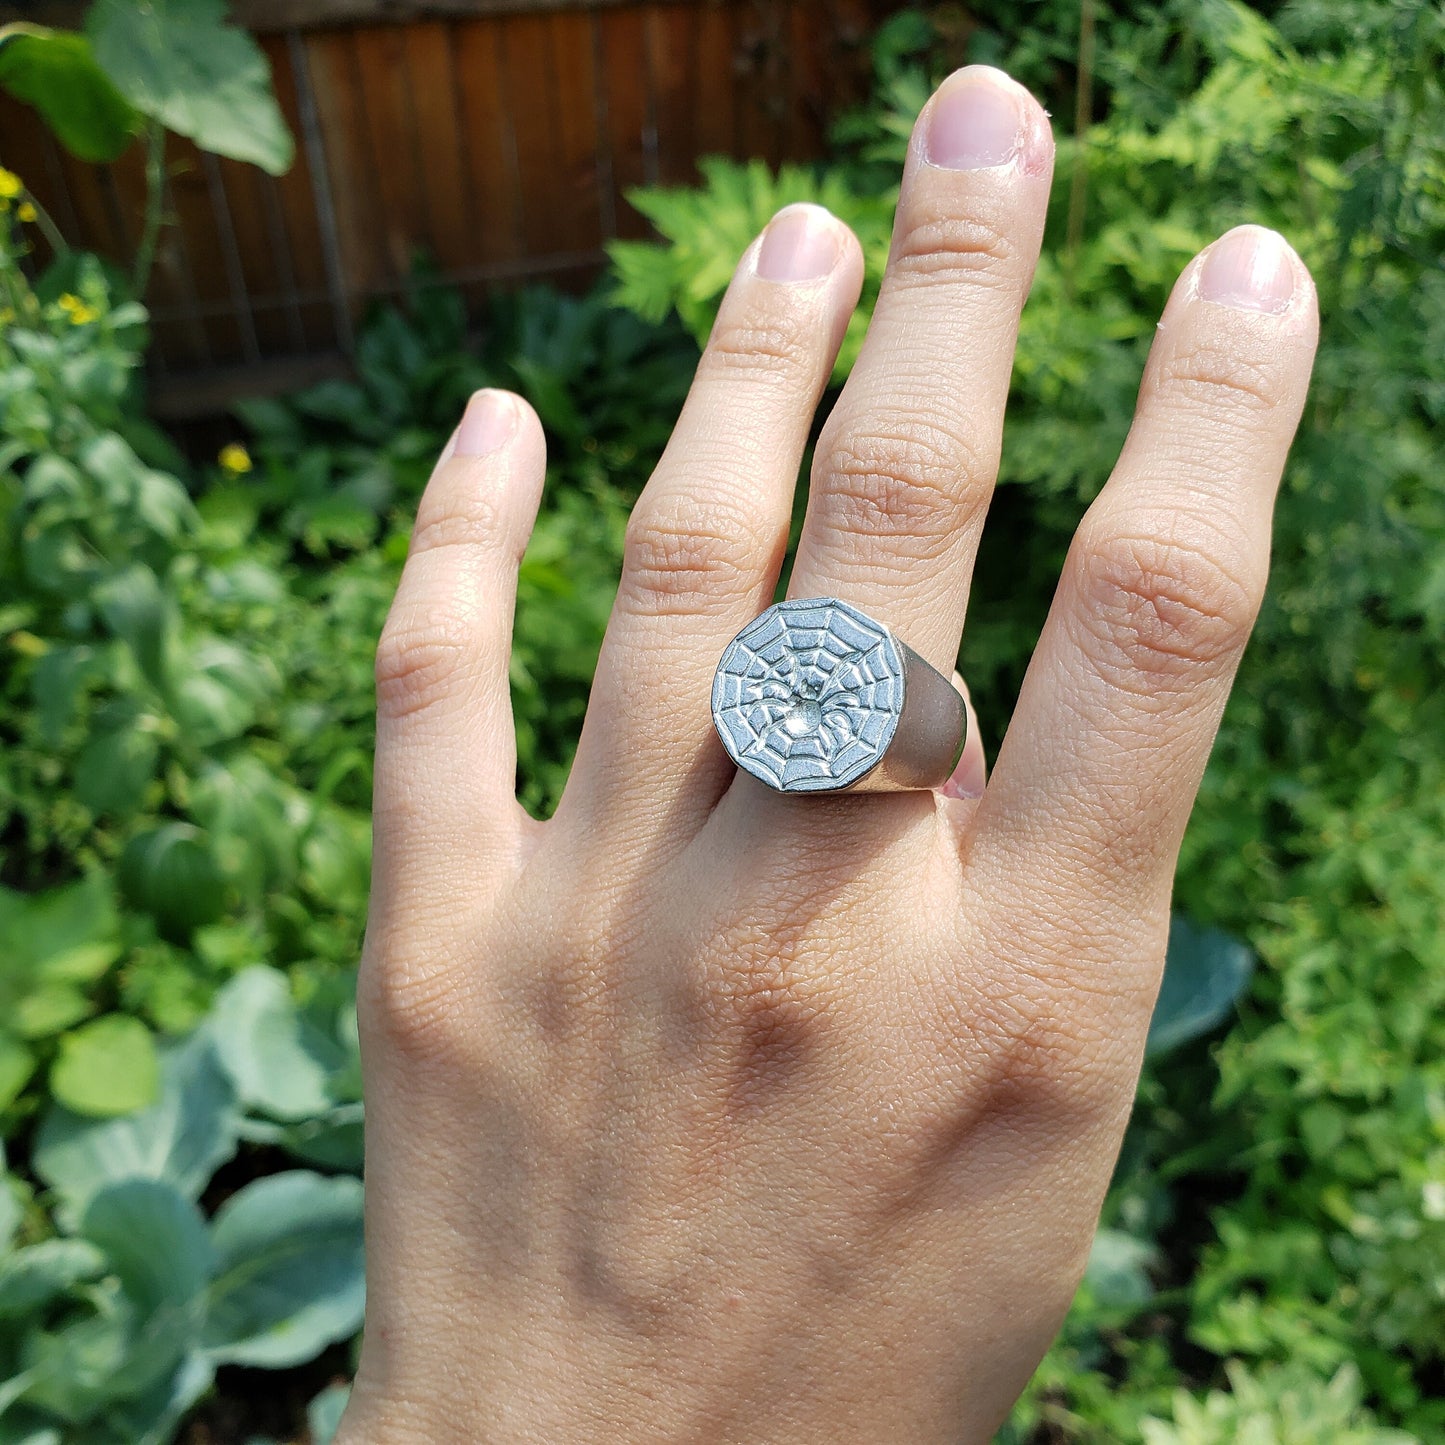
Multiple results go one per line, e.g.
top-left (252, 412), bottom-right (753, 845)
top-left (455, 389), bottom-right (517, 455)
top-left (940, 677), bottom-right (985, 799)
top-left (756, 204), bottom-right (841, 283)
top-left (1198, 227), bottom-right (1295, 314)
top-left (925, 67), bottom-right (1027, 171)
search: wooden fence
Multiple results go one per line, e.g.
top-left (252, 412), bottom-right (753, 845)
top-left (0, 0), bottom-right (892, 412)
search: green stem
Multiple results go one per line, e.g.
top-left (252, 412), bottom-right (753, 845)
top-left (131, 123), bottom-right (167, 296)
top-left (21, 188), bottom-right (68, 258)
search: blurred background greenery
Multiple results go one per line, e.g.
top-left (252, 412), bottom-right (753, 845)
top-left (1, 0), bottom-right (1442, 1440)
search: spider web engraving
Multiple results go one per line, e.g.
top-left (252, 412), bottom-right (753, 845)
top-left (713, 599), bottom-right (905, 791)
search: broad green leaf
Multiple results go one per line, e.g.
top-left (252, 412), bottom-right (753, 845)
top-left (1146, 915), bottom-right (1256, 1057)
top-left (119, 822), bottom-right (227, 939)
top-left (104, 1349), bottom-right (214, 1445)
top-left (80, 1181), bottom-right (210, 1398)
top-left (0, 873), bottom-right (121, 981)
top-left (11, 983), bottom-right (92, 1039)
top-left (16, 1281), bottom-right (135, 1422)
top-left (34, 1032), bottom-right (239, 1224)
top-left (87, 0), bottom-right (294, 174)
top-left (0, 29), bottom-right (138, 162)
top-left (0, 1239), bottom-right (108, 1322)
top-left (209, 966), bottom-right (347, 1121)
top-left (203, 1170), bottom-right (364, 1367)
top-left (83, 1181), bottom-right (211, 1314)
top-left (50, 1015), bottom-right (160, 1118)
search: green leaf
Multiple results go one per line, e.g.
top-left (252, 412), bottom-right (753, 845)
top-left (118, 822), bottom-right (227, 939)
top-left (34, 1031), bottom-right (239, 1225)
top-left (0, 874), bottom-right (122, 983)
top-left (209, 967), bottom-right (348, 1121)
top-left (87, 0), bottom-right (294, 174)
top-left (74, 716), bottom-right (159, 817)
top-left (203, 1170), bottom-right (365, 1367)
top-left (0, 1239), bottom-right (109, 1322)
top-left (50, 1015), bottom-right (160, 1118)
top-left (0, 1031), bottom-right (38, 1108)
top-left (0, 29), bottom-right (138, 162)
top-left (308, 1382), bottom-right (351, 1445)
top-left (17, 1292), bottom-right (135, 1423)
top-left (167, 636), bottom-right (273, 746)
top-left (1146, 915), bottom-right (1256, 1057)
top-left (1084, 1228), bottom-right (1158, 1312)
top-left (80, 1181), bottom-right (210, 1398)
top-left (93, 563), bottom-right (174, 695)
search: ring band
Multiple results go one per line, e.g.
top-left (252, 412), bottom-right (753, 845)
top-left (711, 597), bottom-right (967, 794)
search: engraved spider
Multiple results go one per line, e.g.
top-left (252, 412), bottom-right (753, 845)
top-left (741, 644), bottom-right (871, 762)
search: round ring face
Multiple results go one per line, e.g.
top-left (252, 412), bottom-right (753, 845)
top-left (712, 598), bottom-right (906, 792)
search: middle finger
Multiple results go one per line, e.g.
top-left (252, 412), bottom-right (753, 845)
top-left (788, 66), bottom-right (1054, 674)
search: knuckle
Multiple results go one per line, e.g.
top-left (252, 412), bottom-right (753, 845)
top-left (889, 210), bottom-right (1019, 291)
top-left (705, 305), bottom-right (822, 380)
top-left (408, 486), bottom-right (508, 560)
top-left (703, 919), bottom-right (838, 1101)
top-left (619, 494), bottom-right (769, 616)
top-left (357, 938), bottom-right (475, 1069)
top-left (374, 600), bottom-right (483, 720)
top-left (1153, 340), bottom-right (1281, 416)
top-left (814, 421), bottom-right (990, 558)
top-left (1071, 526), bottom-right (1261, 685)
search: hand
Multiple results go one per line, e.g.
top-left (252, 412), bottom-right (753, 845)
top-left (337, 65), bottom-right (1317, 1444)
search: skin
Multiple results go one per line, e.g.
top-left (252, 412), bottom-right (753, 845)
top-left (337, 65), bottom-right (1318, 1445)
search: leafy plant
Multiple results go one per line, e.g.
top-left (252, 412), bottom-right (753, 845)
top-left (1, 1033), bottom-right (362, 1443)
top-left (1139, 1361), bottom-right (1416, 1445)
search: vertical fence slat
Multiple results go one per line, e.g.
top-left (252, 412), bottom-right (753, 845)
top-left (645, 3), bottom-right (697, 184)
top-left (454, 17), bottom-right (526, 272)
top-left (499, 14), bottom-right (566, 261)
top-left (597, 7), bottom-right (652, 237)
top-left (267, 32), bottom-right (343, 352)
top-left (305, 29), bottom-right (389, 312)
top-left (405, 21), bottom-right (476, 275)
top-left (693, 1), bottom-right (740, 165)
top-left (550, 12), bottom-right (606, 254)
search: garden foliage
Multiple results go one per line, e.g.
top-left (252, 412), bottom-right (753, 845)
top-left (614, 0), bottom-right (1445, 1436)
top-left (1, 0), bottom-right (1442, 1438)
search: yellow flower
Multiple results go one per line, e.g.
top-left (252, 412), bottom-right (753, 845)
top-left (56, 292), bottom-right (99, 324)
top-left (0, 167), bottom-right (21, 199)
top-left (218, 443), bottom-right (253, 475)
top-left (0, 308), bottom-right (14, 328)
top-left (16, 201), bottom-right (35, 223)
top-left (8, 630), bottom-right (47, 658)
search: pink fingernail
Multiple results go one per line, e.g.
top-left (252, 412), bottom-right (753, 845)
top-left (924, 67), bottom-right (1028, 171)
top-left (1198, 226), bottom-right (1295, 314)
top-left (756, 204), bottom-right (842, 283)
top-left (455, 389), bottom-right (518, 455)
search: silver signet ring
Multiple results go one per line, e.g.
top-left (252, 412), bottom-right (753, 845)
top-left (711, 598), bottom-right (967, 794)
